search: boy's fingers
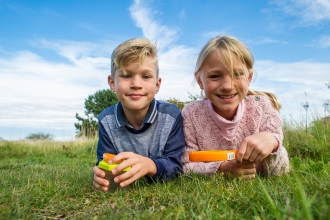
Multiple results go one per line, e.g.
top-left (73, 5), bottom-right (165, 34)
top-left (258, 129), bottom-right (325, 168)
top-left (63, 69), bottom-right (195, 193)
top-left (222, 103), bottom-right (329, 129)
top-left (93, 181), bottom-right (109, 192)
top-left (119, 171), bottom-right (140, 187)
top-left (93, 166), bottom-right (105, 178)
top-left (94, 175), bottom-right (109, 187)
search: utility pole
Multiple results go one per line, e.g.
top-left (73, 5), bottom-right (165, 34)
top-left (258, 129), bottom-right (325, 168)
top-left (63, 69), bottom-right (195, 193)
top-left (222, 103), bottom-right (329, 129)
top-left (302, 92), bottom-right (309, 132)
top-left (323, 100), bottom-right (329, 118)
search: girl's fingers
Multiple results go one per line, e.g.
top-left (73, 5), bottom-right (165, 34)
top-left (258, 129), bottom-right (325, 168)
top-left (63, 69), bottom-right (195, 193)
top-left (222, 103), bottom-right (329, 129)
top-left (247, 149), bottom-right (259, 162)
top-left (237, 139), bottom-right (248, 162)
top-left (241, 174), bottom-right (256, 179)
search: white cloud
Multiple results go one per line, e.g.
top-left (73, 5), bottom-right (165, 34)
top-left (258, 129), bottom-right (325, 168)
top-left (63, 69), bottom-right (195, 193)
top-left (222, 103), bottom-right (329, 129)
top-left (129, 0), bottom-right (178, 49)
top-left (253, 60), bottom-right (330, 122)
top-left (318, 35), bottom-right (330, 48)
top-left (249, 37), bottom-right (288, 45)
top-left (0, 42), bottom-right (112, 140)
top-left (157, 46), bottom-right (200, 101)
top-left (271, 0), bottom-right (330, 26)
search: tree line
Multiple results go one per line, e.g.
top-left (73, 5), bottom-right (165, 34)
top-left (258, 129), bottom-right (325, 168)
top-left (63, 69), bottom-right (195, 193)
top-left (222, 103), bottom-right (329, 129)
top-left (74, 89), bottom-right (203, 138)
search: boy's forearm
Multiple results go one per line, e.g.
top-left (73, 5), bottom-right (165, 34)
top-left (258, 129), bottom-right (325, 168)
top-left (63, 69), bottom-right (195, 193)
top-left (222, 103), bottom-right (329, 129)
top-left (145, 157), bottom-right (157, 176)
top-left (150, 157), bottom-right (183, 181)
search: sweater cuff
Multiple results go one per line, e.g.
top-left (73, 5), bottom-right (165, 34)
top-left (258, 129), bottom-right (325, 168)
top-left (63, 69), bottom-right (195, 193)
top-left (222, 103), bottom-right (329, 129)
top-left (149, 159), bottom-right (166, 180)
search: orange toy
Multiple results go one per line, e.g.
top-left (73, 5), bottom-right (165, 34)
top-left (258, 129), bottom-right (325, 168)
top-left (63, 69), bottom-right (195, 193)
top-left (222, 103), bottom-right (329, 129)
top-left (189, 150), bottom-right (238, 162)
top-left (103, 153), bottom-right (124, 163)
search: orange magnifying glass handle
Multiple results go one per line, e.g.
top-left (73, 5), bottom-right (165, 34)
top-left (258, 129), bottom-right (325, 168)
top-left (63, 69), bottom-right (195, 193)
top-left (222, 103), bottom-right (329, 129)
top-left (189, 150), bottom-right (237, 162)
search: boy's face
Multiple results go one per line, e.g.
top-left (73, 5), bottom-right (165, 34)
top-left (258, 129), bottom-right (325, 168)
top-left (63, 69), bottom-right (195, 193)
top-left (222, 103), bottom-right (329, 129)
top-left (108, 57), bottom-right (161, 115)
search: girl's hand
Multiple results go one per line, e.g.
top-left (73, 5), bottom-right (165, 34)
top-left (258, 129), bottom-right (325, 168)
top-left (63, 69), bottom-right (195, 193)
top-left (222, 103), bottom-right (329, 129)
top-left (218, 160), bottom-right (256, 179)
top-left (92, 166), bottom-right (109, 192)
top-left (236, 132), bottom-right (278, 164)
top-left (110, 152), bottom-right (157, 187)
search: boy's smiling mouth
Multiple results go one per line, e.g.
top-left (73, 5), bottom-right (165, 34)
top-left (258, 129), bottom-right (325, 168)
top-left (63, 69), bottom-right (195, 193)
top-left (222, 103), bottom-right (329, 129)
top-left (128, 94), bottom-right (144, 98)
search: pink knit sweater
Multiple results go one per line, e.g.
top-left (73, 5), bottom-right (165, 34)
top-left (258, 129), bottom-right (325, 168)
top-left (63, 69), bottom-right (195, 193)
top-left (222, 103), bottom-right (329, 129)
top-left (182, 95), bottom-right (290, 176)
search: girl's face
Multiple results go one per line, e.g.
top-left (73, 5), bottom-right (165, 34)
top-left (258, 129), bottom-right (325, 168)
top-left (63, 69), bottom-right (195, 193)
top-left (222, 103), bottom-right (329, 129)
top-left (196, 50), bottom-right (252, 120)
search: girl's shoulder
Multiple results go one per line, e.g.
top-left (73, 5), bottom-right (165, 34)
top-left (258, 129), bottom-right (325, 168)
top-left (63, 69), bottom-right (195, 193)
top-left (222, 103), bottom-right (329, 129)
top-left (244, 95), bottom-right (279, 114)
top-left (182, 100), bottom-right (208, 114)
top-left (245, 95), bottom-right (272, 106)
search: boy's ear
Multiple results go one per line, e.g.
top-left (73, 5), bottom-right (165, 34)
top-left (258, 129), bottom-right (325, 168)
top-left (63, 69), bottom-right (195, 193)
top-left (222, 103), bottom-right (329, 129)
top-left (108, 75), bottom-right (116, 91)
top-left (155, 77), bottom-right (162, 94)
top-left (195, 72), bottom-right (204, 89)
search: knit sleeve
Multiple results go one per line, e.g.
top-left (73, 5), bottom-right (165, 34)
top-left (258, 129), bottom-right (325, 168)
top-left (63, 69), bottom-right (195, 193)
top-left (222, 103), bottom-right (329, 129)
top-left (257, 97), bottom-right (290, 176)
top-left (181, 102), bottom-right (221, 175)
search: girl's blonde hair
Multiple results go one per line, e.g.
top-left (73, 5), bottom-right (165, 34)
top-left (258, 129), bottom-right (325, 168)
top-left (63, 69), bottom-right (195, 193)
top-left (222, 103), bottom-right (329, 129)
top-left (195, 35), bottom-right (281, 111)
top-left (111, 38), bottom-right (159, 77)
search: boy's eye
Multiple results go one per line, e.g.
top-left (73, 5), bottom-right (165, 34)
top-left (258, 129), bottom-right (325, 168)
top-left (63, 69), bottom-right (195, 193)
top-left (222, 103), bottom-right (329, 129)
top-left (121, 74), bottom-right (131, 78)
top-left (142, 75), bottom-right (151, 79)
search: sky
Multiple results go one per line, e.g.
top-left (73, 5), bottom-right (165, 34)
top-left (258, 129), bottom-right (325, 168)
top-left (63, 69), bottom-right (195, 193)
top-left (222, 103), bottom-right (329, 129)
top-left (1, 0), bottom-right (330, 141)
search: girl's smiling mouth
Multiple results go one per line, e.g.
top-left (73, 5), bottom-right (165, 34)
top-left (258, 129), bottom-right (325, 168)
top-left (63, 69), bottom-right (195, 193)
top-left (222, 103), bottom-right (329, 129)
top-left (217, 94), bottom-right (237, 99)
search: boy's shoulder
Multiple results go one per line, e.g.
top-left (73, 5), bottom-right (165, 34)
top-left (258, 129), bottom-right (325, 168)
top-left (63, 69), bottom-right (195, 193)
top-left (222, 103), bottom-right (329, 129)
top-left (98, 104), bottom-right (116, 121)
top-left (97, 100), bottom-right (181, 122)
top-left (156, 100), bottom-right (181, 118)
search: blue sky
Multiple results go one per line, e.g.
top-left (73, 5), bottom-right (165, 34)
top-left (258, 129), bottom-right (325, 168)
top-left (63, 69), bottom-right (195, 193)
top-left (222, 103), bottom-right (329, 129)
top-left (1, 0), bottom-right (330, 140)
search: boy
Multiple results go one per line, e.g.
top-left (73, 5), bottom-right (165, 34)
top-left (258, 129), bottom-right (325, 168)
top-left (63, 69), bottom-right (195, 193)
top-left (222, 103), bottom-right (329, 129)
top-left (93, 38), bottom-right (185, 192)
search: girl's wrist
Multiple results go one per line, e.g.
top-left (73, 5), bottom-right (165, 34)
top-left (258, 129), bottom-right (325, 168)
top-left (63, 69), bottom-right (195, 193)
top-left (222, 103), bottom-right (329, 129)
top-left (218, 160), bottom-right (228, 173)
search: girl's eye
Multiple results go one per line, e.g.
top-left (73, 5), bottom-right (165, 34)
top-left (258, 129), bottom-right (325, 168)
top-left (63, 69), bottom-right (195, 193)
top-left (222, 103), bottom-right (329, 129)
top-left (209, 75), bottom-right (220, 79)
top-left (233, 72), bottom-right (243, 78)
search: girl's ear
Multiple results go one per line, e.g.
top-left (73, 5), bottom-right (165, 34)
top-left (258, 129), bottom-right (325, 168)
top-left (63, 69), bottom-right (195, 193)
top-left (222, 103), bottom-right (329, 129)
top-left (195, 72), bottom-right (204, 89)
top-left (247, 70), bottom-right (253, 85)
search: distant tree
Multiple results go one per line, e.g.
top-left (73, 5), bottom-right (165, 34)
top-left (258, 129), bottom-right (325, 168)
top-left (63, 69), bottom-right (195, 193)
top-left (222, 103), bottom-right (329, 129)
top-left (26, 132), bottom-right (53, 140)
top-left (166, 98), bottom-right (185, 110)
top-left (75, 89), bottom-right (118, 138)
top-left (0, 137), bottom-right (4, 141)
top-left (187, 92), bottom-right (204, 102)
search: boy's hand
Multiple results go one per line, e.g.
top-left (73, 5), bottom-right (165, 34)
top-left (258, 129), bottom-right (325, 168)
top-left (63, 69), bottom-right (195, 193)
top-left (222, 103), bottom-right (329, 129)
top-left (236, 132), bottom-right (278, 164)
top-left (110, 152), bottom-right (157, 187)
top-left (218, 160), bottom-right (256, 179)
top-left (92, 166), bottom-right (109, 192)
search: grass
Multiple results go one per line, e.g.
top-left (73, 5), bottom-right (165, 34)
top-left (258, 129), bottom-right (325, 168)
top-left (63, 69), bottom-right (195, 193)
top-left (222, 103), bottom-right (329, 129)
top-left (1, 118), bottom-right (330, 219)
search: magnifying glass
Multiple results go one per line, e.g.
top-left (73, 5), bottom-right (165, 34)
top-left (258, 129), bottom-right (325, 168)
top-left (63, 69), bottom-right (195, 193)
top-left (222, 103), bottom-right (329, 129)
top-left (189, 150), bottom-right (237, 162)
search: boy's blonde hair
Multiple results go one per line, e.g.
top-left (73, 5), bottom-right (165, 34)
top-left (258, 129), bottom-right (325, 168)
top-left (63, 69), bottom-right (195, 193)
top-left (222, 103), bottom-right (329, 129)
top-left (111, 38), bottom-right (159, 77)
top-left (195, 35), bottom-right (281, 111)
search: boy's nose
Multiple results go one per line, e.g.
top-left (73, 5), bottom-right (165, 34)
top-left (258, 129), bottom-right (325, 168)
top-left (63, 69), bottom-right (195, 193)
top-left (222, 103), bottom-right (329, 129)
top-left (131, 76), bottom-right (142, 88)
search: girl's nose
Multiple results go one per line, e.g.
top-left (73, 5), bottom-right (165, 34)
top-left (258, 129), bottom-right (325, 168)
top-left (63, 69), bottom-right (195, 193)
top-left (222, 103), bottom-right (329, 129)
top-left (220, 75), bottom-right (233, 90)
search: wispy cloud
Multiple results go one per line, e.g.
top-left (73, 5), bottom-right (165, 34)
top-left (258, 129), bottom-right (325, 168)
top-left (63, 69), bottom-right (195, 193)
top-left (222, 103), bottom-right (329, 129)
top-left (249, 37), bottom-right (288, 45)
top-left (271, 0), bottom-right (330, 26)
top-left (318, 35), bottom-right (330, 48)
top-left (129, 0), bottom-right (178, 49)
top-left (253, 59), bottom-right (330, 121)
top-left (0, 41), bottom-right (112, 140)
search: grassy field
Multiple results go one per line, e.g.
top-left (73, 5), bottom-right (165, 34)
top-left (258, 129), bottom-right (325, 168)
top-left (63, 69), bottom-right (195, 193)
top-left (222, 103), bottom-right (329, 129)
top-left (1, 118), bottom-right (330, 219)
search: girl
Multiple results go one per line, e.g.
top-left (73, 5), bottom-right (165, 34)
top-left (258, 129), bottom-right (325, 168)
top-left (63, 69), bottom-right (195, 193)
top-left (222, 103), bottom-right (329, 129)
top-left (182, 35), bottom-right (289, 179)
